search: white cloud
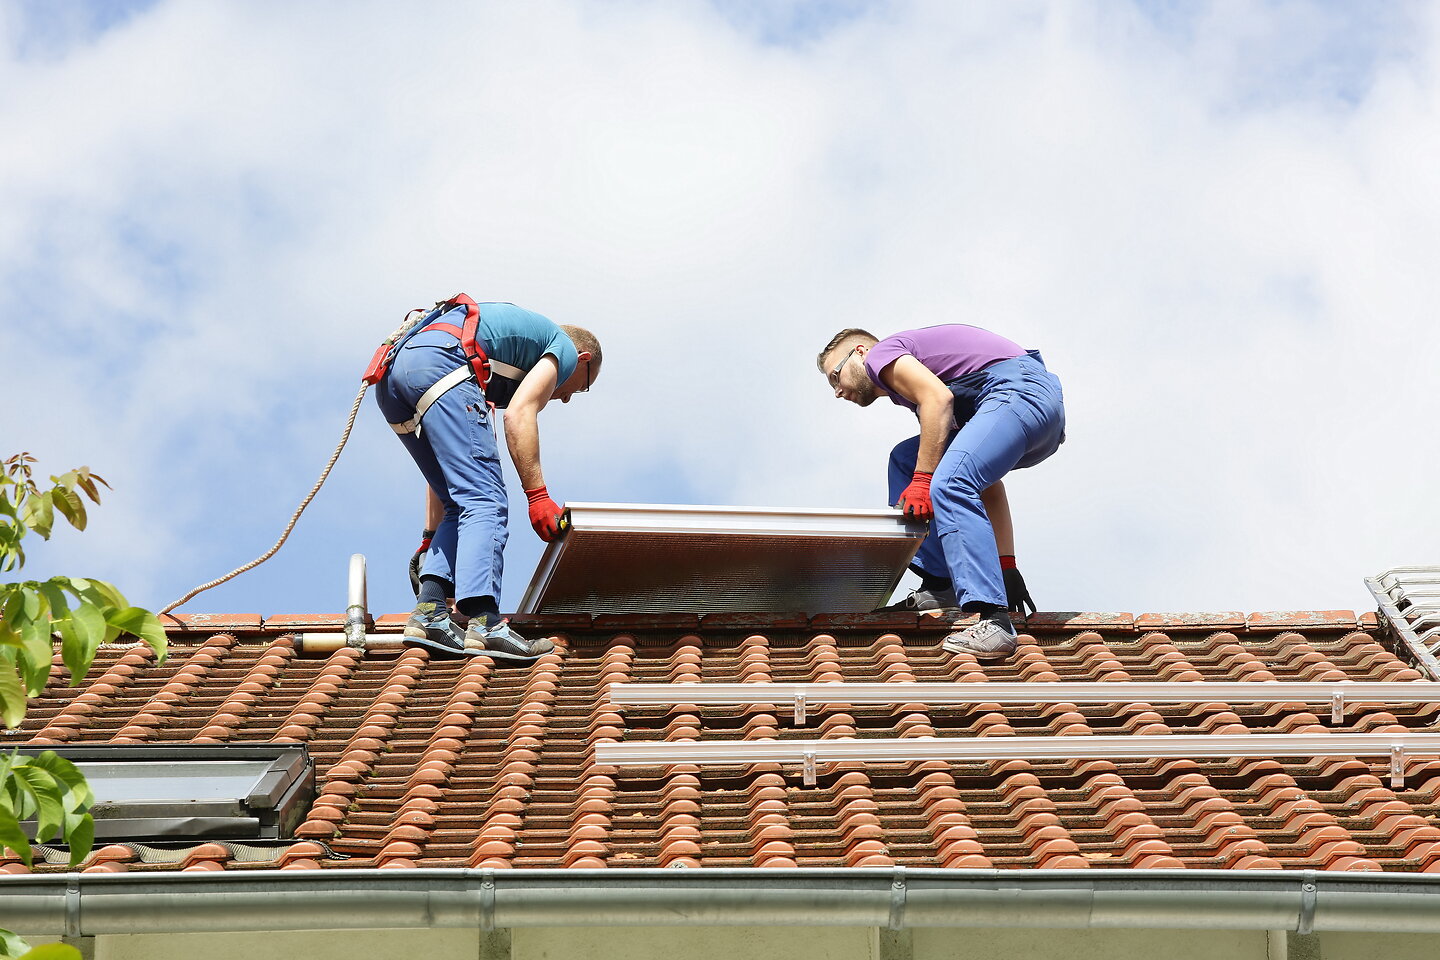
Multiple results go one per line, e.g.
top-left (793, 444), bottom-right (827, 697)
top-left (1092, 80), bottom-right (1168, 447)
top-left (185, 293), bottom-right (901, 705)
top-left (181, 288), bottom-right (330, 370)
top-left (2, 0), bottom-right (1436, 619)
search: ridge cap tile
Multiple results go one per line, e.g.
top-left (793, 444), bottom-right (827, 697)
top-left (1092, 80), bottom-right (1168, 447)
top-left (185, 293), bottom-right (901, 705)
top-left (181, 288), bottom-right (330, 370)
top-left (160, 613), bottom-right (263, 631)
top-left (1023, 612), bottom-right (1136, 631)
top-left (1135, 612), bottom-right (1247, 631)
top-left (591, 613), bottom-right (702, 630)
top-left (1246, 610), bottom-right (1360, 631)
top-left (263, 613), bottom-right (351, 630)
top-left (702, 612), bottom-right (811, 630)
top-left (504, 613), bottom-right (593, 631)
top-left (809, 612), bottom-right (923, 631)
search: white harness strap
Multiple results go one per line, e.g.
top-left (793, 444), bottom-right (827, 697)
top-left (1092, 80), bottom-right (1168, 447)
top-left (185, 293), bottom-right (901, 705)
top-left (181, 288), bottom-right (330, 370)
top-left (489, 358), bottom-right (526, 381)
top-left (389, 365), bottom-right (472, 436)
top-left (388, 357), bottom-right (530, 438)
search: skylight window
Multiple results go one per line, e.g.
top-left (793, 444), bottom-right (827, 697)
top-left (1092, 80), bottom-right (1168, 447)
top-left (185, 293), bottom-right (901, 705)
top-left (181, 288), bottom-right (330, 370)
top-left (19, 744), bottom-right (314, 841)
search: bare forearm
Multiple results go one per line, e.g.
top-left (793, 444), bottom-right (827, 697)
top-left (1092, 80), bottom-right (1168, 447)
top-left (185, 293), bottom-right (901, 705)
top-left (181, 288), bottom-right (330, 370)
top-left (503, 407), bottom-right (545, 490)
top-left (913, 400), bottom-right (952, 474)
top-left (981, 480), bottom-right (1014, 555)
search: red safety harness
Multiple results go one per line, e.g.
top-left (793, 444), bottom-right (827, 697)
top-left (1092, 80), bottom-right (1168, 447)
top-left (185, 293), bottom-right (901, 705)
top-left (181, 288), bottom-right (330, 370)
top-left (364, 293), bottom-right (526, 437)
top-left (363, 292), bottom-right (490, 387)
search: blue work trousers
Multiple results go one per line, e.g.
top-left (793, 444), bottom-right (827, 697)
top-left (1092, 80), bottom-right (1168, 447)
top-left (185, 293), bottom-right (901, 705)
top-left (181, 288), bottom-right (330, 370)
top-left (375, 335), bottom-right (507, 608)
top-left (887, 351), bottom-right (1066, 609)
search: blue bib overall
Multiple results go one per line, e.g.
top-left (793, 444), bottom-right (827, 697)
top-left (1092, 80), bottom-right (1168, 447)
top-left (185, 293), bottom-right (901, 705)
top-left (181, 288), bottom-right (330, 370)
top-left (886, 350), bottom-right (1066, 609)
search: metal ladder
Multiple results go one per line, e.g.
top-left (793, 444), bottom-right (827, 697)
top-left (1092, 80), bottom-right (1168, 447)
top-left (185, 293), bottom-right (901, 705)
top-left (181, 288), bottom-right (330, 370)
top-left (1367, 565), bottom-right (1440, 679)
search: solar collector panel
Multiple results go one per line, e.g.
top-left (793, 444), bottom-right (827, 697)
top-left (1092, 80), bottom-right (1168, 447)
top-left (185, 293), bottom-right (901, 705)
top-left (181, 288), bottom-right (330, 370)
top-left (518, 503), bottom-right (927, 615)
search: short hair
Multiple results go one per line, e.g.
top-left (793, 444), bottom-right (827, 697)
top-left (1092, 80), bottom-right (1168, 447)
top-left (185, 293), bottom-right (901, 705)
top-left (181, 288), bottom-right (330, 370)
top-left (562, 325), bottom-right (602, 368)
top-left (816, 328), bottom-right (878, 371)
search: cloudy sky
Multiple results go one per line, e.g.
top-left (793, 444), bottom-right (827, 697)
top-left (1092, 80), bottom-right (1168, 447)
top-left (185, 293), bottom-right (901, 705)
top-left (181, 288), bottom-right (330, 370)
top-left (2, 0), bottom-right (1435, 621)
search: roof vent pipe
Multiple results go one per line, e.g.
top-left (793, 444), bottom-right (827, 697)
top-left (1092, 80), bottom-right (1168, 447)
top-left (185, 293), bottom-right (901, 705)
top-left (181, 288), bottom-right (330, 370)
top-left (344, 553), bottom-right (367, 649)
top-left (297, 554), bottom-right (401, 654)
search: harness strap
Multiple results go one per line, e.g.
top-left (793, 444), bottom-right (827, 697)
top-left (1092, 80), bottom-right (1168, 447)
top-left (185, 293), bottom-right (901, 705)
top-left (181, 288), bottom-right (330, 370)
top-left (419, 319), bottom-right (526, 381)
top-left (490, 358), bottom-right (526, 381)
top-left (389, 365), bottom-right (471, 437)
top-left (449, 293), bottom-right (491, 386)
top-left (420, 315), bottom-right (529, 382)
top-left (382, 295), bottom-right (531, 437)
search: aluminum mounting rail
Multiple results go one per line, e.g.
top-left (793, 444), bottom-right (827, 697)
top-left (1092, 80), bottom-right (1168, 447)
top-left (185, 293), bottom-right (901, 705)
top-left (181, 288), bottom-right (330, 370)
top-left (1366, 565), bottom-right (1440, 680)
top-left (594, 732), bottom-right (1440, 788)
top-left (607, 680), bottom-right (1440, 725)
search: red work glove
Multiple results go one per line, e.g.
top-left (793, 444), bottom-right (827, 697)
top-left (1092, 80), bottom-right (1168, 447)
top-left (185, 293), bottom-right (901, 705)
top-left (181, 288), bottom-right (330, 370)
top-left (525, 486), bottom-right (567, 541)
top-left (896, 471), bottom-right (934, 521)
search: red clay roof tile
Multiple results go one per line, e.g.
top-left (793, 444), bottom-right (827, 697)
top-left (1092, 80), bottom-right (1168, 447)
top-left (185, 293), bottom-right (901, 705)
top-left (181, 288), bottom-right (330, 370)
top-left (10, 609), bottom-right (1440, 875)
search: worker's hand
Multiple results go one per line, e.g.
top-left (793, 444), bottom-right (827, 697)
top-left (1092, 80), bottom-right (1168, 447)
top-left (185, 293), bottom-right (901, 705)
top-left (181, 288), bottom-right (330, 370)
top-left (525, 486), bottom-right (566, 541)
top-left (1001, 556), bottom-right (1036, 620)
top-left (896, 471), bottom-right (934, 521)
top-left (409, 528), bottom-right (435, 596)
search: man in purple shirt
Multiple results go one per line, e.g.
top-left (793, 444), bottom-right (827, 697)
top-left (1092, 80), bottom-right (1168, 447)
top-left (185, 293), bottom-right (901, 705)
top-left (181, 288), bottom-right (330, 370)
top-left (817, 324), bottom-right (1066, 659)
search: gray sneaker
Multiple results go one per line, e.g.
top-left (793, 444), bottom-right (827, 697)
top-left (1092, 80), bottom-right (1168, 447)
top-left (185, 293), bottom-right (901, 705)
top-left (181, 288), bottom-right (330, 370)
top-left (463, 618), bottom-right (555, 662)
top-left (942, 619), bottom-right (1018, 660)
top-left (402, 602), bottom-right (468, 659)
top-left (879, 587), bottom-right (961, 618)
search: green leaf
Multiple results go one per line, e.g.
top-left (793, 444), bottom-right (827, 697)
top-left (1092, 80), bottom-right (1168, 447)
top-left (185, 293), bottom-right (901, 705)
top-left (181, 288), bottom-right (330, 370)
top-left (18, 492), bottom-right (53, 540)
top-left (1, 536), bottom-right (23, 573)
top-left (0, 657), bottom-right (24, 729)
top-left (63, 812), bottom-right (93, 866)
top-left (19, 943), bottom-right (86, 960)
top-left (0, 928), bottom-right (34, 959)
top-left (72, 578), bottom-right (124, 612)
top-left (108, 607), bottom-right (167, 663)
top-left (17, 615), bottom-right (52, 690)
top-left (12, 765), bottom-right (64, 841)
top-left (50, 487), bottom-right (85, 532)
top-left (30, 753), bottom-right (93, 810)
top-left (68, 603), bottom-right (104, 664)
top-left (0, 803), bottom-right (31, 868)
top-left (37, 583), bottom-right (66, 620)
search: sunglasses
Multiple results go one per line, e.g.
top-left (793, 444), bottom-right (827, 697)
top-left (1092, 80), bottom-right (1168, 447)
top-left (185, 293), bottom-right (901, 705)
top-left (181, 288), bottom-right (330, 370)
top-left (828, 346), bottom-right (859, 389)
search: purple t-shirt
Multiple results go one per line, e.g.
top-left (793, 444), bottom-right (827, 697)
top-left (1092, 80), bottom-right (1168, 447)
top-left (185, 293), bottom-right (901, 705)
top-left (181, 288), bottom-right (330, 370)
top-left (863, 324), bottom-right (1025, 412)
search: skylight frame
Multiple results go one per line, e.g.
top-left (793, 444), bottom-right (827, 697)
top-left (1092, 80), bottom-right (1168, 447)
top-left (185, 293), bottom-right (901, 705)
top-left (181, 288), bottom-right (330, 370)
top-left (15, 743), bottom-right (315, 841)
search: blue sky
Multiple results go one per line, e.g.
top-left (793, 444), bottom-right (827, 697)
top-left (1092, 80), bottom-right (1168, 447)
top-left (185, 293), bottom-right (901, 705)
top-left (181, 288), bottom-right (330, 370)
top-left (2, 1), bottom-right (1437, 620)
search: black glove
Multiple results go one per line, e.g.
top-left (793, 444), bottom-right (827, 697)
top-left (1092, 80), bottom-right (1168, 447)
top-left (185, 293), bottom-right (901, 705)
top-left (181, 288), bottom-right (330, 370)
top-left (409, 529), bottom-right (435, 596)
top-left (1001, 556), bottom-right (1036, 620)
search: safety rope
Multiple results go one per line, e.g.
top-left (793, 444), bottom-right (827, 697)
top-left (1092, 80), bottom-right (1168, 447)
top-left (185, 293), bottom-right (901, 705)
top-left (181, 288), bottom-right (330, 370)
top-left (160, 307), bottom-right (429, 615)
top-left (159, 381), bottom-right (370, 615)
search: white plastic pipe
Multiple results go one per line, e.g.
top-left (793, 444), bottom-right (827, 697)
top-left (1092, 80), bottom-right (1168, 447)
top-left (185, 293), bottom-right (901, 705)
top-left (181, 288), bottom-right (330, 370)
top-left (296, 553), bottom-right (398, 652)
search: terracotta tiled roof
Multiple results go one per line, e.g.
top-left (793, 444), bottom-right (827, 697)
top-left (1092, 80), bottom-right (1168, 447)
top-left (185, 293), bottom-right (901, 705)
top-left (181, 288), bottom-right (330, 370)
top-left (6, 609), bottom-right (1440, 876)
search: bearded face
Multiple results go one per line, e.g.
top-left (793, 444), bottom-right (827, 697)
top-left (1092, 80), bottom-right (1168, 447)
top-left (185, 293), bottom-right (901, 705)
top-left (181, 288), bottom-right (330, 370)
top-left (826, 345), bottom-right (879, 406)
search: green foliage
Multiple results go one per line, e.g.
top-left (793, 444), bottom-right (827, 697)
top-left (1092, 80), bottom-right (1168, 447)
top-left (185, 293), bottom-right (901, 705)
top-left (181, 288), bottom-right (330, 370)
top-left (0, 930), bottom-right (83, 960)
top-left (0, 454), bottom-right (168, 730)
top-left (0, 453), bottom-right (169, 957)
top-left (0, 750), bottom-right (94, 869)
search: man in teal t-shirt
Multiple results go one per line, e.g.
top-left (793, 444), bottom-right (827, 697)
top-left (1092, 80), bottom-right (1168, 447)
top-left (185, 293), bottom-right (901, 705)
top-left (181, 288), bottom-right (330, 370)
top-left (375, 296), bottom-right (602, 662)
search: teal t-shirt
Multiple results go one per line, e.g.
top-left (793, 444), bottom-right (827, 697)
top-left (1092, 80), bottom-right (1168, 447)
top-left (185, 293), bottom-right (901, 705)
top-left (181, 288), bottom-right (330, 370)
top-left (478, 302), bottom-right (578, 383)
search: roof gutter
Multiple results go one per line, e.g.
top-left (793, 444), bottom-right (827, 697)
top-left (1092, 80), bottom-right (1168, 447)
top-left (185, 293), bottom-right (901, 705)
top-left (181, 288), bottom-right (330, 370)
top-left (4, 868), bottom-right (1440, 937)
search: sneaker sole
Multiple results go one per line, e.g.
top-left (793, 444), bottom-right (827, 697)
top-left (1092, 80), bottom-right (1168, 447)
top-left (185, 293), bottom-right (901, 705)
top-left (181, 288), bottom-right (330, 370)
top-left (402, 635), bottom-right (482, 660)
top-left (941, 638), bottom-right (1016, 660)
top-left (463, 644), bottom-right (554, 662)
